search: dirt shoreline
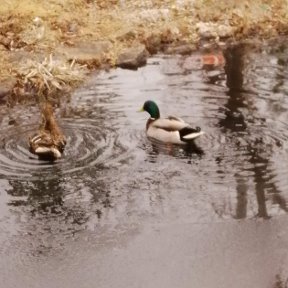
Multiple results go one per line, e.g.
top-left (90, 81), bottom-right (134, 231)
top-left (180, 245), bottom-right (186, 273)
top-left (0, 0), bottom-right (288, 105)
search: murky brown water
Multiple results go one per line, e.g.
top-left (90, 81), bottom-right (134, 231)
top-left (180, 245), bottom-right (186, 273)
top-left (1, 39), bottom-right (288, 288)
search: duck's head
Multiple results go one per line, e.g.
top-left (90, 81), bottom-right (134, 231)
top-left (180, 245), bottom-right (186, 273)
top-left (140, 100), bottom-right (160, 119)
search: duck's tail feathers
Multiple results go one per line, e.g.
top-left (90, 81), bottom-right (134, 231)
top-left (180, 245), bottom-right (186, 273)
top-left (180, 126), bottom-right (205, 141)
top-left (35, 146), bottom-right (62, 159)
top-left (182, 131), bottom-right (205, 140)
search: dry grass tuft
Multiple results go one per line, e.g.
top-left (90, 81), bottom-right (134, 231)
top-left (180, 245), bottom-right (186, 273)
top-left (18, 55), bottom-right (88, 96)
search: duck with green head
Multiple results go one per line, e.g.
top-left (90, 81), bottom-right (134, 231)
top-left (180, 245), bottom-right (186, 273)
top-left (139, 100), bottom-right (204, 144)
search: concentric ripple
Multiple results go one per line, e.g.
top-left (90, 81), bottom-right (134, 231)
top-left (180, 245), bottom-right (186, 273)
top-left (0, 118), bottom-right (136, 180)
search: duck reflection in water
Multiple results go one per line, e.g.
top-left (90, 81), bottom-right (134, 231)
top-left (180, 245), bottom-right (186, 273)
top-left (145, 137), bottom-right (204, 163)
top-left (5, 165), bottom-right (111, 256)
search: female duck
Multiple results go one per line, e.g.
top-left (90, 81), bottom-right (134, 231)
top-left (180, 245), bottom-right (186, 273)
top-left (140, 100), bottom-right (204, 144)
top-left (29, 103), bottom-right (66, 160)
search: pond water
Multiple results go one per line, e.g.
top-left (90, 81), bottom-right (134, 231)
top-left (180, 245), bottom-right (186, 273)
top-left (0, 40), bottom-right (288, 288)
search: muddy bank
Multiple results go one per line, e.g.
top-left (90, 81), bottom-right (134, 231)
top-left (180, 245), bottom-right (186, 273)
top-left (0, 0), bottom-right (288, 104)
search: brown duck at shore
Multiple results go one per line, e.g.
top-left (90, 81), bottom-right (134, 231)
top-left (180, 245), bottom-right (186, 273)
top-left (29, 103), bottom-right (66, 160)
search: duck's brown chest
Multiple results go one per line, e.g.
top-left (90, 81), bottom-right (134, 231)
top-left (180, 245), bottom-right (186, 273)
top-left (146, 118), bottom-right (155, 130)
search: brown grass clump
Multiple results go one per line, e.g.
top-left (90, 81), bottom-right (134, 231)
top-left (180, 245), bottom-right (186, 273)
top-left (0, 0), bottom-right (287, 100)
top-left (17, 55), bottom-right (87, 97)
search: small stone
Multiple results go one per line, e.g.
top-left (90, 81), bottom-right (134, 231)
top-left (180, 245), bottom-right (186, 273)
top-left (165, 44), bottom-right (196, 55)
top-left (116, 45), bottom-right (149, 70)
top-left (196, 22), bottom-right (233, 39)
top-left (196, 22), bottom-right (217, 39)
top-left (8, 118), bottom-right (17, 126)
top-left (217, 24), bottom-right (234, 38)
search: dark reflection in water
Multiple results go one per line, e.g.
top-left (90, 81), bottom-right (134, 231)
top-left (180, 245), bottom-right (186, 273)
top-left (144, 138), bottom-right (204, 163)
top-left (273, 274), bottom-right (288, 288)
top-left (4, 166), bottom-right (112, 255)
top-left (221, 43), bottom-right (288, 219)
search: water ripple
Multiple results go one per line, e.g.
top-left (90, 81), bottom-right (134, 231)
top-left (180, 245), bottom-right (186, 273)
top-left (0, 117), bottom-right (139, 180)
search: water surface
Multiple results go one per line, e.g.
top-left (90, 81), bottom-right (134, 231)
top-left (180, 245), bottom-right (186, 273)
top-left (0, 39), bottom-right (288, 288)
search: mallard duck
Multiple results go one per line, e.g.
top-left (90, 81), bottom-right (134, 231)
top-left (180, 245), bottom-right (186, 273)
top-left (29, 103), bottom-right (66, 160)
top-left (139, 100), bottom-right (204, 144)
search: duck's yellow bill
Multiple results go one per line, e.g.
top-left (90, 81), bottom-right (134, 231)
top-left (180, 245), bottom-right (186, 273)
top-left (138, 107), bottom-right (144, 112)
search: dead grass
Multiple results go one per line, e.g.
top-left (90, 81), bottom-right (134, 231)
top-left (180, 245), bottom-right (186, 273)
top-left (0, 0), bottom-right (288, 99)
top-left (18, 55), bottom-right (87, 96)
